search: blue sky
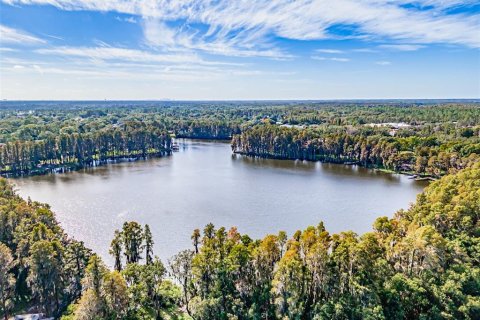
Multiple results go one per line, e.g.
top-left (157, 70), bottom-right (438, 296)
top-left (0, 0), bottom-right (479, 100)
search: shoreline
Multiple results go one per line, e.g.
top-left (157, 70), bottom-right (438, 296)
top-left (3, 152), bottom-right (171, 178)
top-left (3, 138), bottom-right (437, 181)
top-left (3, 138), bottom-right (226, 178)
top-left (232, 150), bottom-right (438, 181)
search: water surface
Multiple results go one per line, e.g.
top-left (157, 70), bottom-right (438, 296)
top-left (13, 139), bottom-right (427, 264)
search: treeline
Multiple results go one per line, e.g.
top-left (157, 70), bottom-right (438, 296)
top-left (1, 162), bottom-right (479, 319)
top-left (0, 179), bottom-right (92, 318)
top-left (168, 163), bottom-right (480, 319)
top-left (232, 125), bottom-right (480, 178)
top-left (61, 222), bottom-right (181, 319)
top-left (282, 104), bottom-right (480, 126)
top-left (0, 102), bottom-right (478, 177)
top-left (0, 179), bottom-right (180, 319)
top-left (175, 120), bottom-right (241, 140)
top-left (0, 122), bottom-right (171, 176)
top-left (1, 102), bottom-right (478, 143)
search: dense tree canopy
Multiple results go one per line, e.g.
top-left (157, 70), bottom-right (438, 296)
top-left (0, 178), bottom-right (92, 318)
top-left (0, 101), bottom-right (479, 319)
top-left (168, 163), bottom-right (480, 319)
top-left (0, 101), bottom-right (478, 177)
top-left (0, 122), bottom-right (171, 176)
top-left (232, 124), bottom-right (480, 178)
top-left (1, 162), bottom-right (478, 319)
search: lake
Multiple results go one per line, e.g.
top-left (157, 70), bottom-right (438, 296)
top-left (13, 139), bottom-right (427, 265)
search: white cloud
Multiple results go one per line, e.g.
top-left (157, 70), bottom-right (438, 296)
top-left (43, 33), bottom-right (64, 40)
top-left (316, 49), bottom-right (345, 54)
top-left (0, 55), bottom-right (270, 83)
top-left (331, 57), bottom-right (350, 62)
top-left (0, 25), bottom-right (46, 44)
top-left (311, 56), bottom-right (350, 62)
top-left (0, 47), bottom-right (17, 52)
top-left (1, 0), bottom-right (479, 100)
top-left (353, 48), bottom-right (378, 53)
top-left (36, 46), bottom-right (214, 65)
top-left (33, 64), bottom-right (43, 74)
top-left (380, 0), bottom-right (479, 10)
top-left (2, 0), bottom-right (479, 60)
top-left (379, 44), bottom-right (425, 51)
top-left (142, 17), bottom-right (293, 59)
top-left (376, 60), bottom-right (392, 65)
top-left (116, 16), bottom-right (137, 24)
top-left (1, 43), bottom-right (272, 83)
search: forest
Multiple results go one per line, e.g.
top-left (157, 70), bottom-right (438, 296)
top-left (231, 124), bottom-right (480, 178)
top-left (0, 101), bottom-right (479, 178)
top-left (0, 122), bottom-right (171, 176)
top-left (0, 161), bottom-right (479, 319)
top-left (0, 101), bottom-right (479, 319)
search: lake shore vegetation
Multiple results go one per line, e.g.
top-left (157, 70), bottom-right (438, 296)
top-left (1, 161), bottom-right (479, 319)
top-left (0, 102), bottom-right (478, 178)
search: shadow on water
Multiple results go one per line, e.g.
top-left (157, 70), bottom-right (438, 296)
top-left (231, 153), bottom-right (428, 186)
top-left (232, 154), bottom-right (318, 173)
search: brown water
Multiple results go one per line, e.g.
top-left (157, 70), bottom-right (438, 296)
top-left (13, 139), bottom-right (427, 264)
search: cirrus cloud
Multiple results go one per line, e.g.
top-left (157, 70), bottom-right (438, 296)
top-left (1, 0), bottom-right (479, 60)
top-left (0, 24), bottom-right (46, 44)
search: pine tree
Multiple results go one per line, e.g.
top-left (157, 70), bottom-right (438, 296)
top-left (121, 222), bottom-right (144, 264)
top-left (109, 230), bottom-right (123, 271)
top-left (144, 224), bottom-right (154, 265)
top-left (191, 228), bottom-right (200, 254)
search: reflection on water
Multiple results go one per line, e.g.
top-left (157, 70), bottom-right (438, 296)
top-left (234, 154), bottom-right (404, 182)
top-left (234, 154), bottom-right (318, 172)
top-left (13, 139), bottom-right (427, 265)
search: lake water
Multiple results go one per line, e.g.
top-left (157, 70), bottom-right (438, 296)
top-left (13, 139), bottom-right (427, 265)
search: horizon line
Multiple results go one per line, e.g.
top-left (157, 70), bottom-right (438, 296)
top-left (1, 98), bottom-right (479, 103)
